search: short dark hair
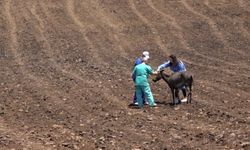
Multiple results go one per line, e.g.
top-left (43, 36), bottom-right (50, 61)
top-left (169, 54), bottom-right (178, 66)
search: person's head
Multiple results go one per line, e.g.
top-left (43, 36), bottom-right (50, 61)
top-left (142, 51), bottom-right (150, 62)
top-left (169, 54), bottom-right (178, 66)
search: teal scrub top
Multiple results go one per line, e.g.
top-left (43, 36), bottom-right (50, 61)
top-left (132, 63), bottom-right (153, 86)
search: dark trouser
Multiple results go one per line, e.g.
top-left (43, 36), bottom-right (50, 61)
top-left (175, 87), bottom-right (187, 100)
top-left (182, 89), bottom-right (187, 97)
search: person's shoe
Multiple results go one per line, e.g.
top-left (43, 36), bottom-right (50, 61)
top-left (181, 98), bottom-right (187, 103)
top-left (144, 101), bottom-right (149, 105)
top-left (134, 102), bottom-right (138, 105)
top-left (150, 103), bottom-right (157, 107)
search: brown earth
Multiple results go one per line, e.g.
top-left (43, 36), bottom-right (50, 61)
top-left (0, 0), bottom-right (250, 149)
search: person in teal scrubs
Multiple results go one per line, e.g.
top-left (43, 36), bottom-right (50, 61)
top-left (132, 51), bottom-right (150, 105)
top-left (132, 56), bottom-right (157, 108)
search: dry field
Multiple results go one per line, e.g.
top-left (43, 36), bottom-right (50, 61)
top-left (0, 0), bottom-right (250, 149)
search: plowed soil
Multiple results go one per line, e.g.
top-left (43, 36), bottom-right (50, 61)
top-left (0, 0), bottom-right (249, 149)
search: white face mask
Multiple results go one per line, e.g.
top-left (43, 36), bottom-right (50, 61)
top-left (142, 56), bottom-right (149, 62)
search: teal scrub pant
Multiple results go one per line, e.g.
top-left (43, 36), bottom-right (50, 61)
top-left (135, 85), bottom-right (155, 107)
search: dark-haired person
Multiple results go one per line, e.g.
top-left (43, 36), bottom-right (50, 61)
top-left (132, 51), bottom-right (150, 105)
top-left (156, 54), bottom-right (187, 103)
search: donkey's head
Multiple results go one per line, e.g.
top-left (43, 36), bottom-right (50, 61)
top-left (152, 70), bottom-right (170, 82)
top-left (152, 72), bottom-right (162, 82)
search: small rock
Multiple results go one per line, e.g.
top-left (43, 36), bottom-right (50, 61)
top-left (99, 136), bottom-right (105, 141)
top-left (45, 142), bottom-right (54, 145)
top-left (174, 107), bottom-right (180, 110)
top-left (110, 140), bottom-right (115, 145)
top-left (223, 100), bottom-right (228, 103)
top-left (229, 133), bottom-right (236, 137)
top-left (241, 142), bottom-right (250, 148)
top-left (147, 117), bottom-right (153, 121)
top-left (52, 124), bottom-right (62, 128)
top-left (73, 145), bottom-right (79, 149)
top-left (77, 58), bottom-right (82, 62)
top-left (62, 143), bottom-right (70, 147)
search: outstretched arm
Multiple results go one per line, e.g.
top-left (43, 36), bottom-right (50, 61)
top-left (146, 66), bottom-right (158, 76)
top-left (157, 61), bottom-right (171, 72)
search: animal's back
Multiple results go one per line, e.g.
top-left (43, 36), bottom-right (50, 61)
top-left (169, 72), bottom-right (193, 88)
top-left (182, 72), bottom-right (193, 84)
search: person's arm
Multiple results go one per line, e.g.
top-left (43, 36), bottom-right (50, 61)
top-left (146, 65), bottom-right (153, 75)
top-left (132, 67), bottom-right (136, 82)
top-left (178, 60), bottom-right (187, 72)
top-left (152, 71), bottom-right (158, 75)
top-left (157, 61), bottom-right (171, 72)
top-left (146, 65), bottom-right (158, 75)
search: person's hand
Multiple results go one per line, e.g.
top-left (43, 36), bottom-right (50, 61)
top-left (153, 71), bottom-right (158, 75)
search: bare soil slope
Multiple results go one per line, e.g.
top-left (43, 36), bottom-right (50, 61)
top-left (0, 0), bottom-right (249, 149)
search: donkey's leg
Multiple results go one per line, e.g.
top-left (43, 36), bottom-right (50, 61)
top-left (185, 88), bottom-right (189, 104)
top-left (175, 89), bottom-right (180, 100)
top-left (175, 89), bottom-right (181, 104)
top-left (189, 91), bottom-right (192, 103)
top-left (171, 89), bottom-right (176, 106)
top-left (187, 92), bottom-right (190, 104)
top-left (189, 84), bottom-right (192, 103)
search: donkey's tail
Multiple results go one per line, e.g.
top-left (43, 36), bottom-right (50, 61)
top-left (190, 75), bottom-right (193, 91)
top-left (188, 75), bottom-right (193, 103)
